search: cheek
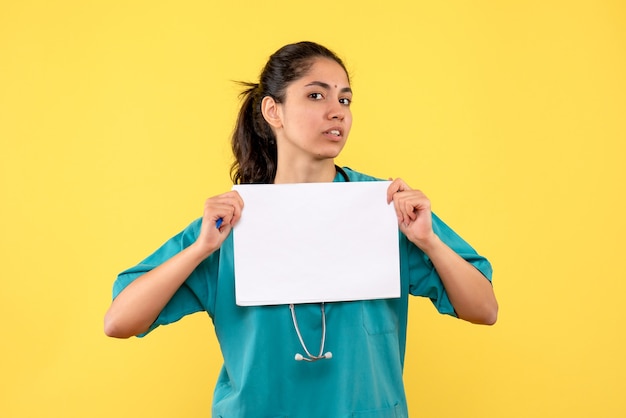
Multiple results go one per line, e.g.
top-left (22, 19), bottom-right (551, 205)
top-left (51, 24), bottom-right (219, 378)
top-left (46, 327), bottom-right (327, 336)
top-left (293, 111), bottom-right (317, 131)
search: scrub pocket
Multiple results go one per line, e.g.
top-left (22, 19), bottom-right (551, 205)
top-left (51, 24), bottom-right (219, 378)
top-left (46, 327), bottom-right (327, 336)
top-left (361, 299), bottom-right (398, 335)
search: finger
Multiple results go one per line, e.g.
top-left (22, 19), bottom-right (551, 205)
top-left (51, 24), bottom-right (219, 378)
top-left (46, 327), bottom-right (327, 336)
top-left (204, 203), bottom-right (233, 230)
top-left (404, 199), bottom-right (418, 222)
top-left (229, 191), bottom-right (245, 225)
top-left (406, 194), bottom-right (431, 223)
top-left (387, 178), bottom-right (408, 203)
top-left (386, 179), bottom-right (398, 203)
top-left (213, 191), bottom-right (244, 225)
top-left (389, 178), bottom-right (413, 221)
top-left (393, 197), bottom-right (407, 223)
top-left (207, 191), bottom-right (245, 226)
top-left (220, 204), bottom-right (237, 226)
top-left (395, 193), bottom-right (411, 223)
top-left (395, 191), bottom-right (429, 224)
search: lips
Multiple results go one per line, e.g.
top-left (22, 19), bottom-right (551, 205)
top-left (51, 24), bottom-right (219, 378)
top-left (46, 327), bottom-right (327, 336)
top-left (323, 127), bottom-right (343, 138)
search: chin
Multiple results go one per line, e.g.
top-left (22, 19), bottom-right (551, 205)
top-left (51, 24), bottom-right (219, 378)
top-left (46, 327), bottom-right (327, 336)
top-left (315, 151), bottom-right (343, 160)
top-left (319, 144), bottom-right (346, 159)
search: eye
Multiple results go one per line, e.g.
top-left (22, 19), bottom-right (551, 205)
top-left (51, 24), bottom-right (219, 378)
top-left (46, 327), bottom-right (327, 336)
top-left (339, 97), bottom-right (351, 106)
top-left (308, 92), bottom-right (324, 100)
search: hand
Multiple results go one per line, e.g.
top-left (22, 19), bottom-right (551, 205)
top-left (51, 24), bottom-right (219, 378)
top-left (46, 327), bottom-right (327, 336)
top-left (387, 178), bottom-right (436, 249)
top-left (194, 190), bottom-right (244, 257)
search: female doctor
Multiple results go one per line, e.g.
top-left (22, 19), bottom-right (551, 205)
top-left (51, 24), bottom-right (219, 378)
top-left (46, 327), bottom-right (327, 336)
top-left (104, 41), bottom-right (498, 417)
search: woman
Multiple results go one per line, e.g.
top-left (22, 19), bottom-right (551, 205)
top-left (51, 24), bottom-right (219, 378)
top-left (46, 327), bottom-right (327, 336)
top-left (105, 41), bottom-right (498, 417)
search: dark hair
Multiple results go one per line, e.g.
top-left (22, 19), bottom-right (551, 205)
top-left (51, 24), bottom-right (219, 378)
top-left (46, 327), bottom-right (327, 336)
top-left (230, 41), bottom-right (349, 184)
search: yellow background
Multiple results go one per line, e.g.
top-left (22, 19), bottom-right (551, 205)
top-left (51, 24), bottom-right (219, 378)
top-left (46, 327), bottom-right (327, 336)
top-left (1, 1), bottom-right (624, 417)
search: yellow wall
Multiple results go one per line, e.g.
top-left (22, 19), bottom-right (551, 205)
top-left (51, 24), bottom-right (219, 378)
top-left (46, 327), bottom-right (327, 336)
top-left (1, 1), bottom-right (624, 417)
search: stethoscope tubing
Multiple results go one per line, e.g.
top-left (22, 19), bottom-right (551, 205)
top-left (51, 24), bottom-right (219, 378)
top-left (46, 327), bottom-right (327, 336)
top-left (289, 302), bottom-right (331, 362)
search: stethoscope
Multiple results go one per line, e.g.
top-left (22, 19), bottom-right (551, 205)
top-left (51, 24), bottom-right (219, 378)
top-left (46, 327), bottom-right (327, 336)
top-left (288, 166), bottom-right (348, 362)
top-left (289, 303), bottom-right (332, 361)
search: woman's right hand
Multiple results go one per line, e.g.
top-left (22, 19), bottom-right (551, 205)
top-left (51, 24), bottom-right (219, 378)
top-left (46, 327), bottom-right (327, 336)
top-left (193, 190), bottom-right (244, 257)
top-left (104, 190), bottom-right (244, 338)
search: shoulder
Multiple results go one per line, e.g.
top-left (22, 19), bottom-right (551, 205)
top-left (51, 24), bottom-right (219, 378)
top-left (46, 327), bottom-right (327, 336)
top-left (170, 217), bottom-right (203, 244)
top-left (340, 166), bottom-right (384, 182)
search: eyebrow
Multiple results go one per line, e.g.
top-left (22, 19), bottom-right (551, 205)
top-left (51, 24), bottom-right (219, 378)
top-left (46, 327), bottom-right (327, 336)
top-left (304, 81), bottom-right (352, 94)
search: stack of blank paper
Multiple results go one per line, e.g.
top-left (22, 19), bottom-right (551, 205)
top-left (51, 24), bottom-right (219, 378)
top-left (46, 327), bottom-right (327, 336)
top-left (232, 181), bottom-right (400, 306)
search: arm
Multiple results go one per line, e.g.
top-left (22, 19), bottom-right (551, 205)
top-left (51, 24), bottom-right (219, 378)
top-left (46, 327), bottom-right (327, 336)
top-left (104, 191), bottom-right (244, 338)
top-left (388, 179), bottom-right (498, 325)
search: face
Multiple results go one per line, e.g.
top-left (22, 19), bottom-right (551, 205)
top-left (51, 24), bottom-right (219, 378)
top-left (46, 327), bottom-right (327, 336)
top-left (271, 58), bottom-right (353, 162)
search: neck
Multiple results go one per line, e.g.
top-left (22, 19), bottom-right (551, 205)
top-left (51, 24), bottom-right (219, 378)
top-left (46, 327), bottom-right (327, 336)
top-left (273, 159), bottom-right (337, 184)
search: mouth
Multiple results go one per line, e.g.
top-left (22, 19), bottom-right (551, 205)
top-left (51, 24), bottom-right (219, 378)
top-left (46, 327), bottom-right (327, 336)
top-left (323, 128), bottom-right (343, 139)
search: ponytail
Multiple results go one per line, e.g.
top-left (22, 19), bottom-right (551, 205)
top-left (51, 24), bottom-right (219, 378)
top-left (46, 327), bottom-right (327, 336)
top-left (230, 82), bottom-right (277, 184)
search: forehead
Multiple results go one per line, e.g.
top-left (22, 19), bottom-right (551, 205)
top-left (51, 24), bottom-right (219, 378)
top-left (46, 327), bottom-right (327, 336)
top-left (295, 58), bottom-right (350, 88)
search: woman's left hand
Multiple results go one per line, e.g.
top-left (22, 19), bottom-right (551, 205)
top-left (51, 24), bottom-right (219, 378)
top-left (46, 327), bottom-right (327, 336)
top-left (387, 178), bottom-right (499, 325)
top-left (387, 178), bottom-right (436, 250)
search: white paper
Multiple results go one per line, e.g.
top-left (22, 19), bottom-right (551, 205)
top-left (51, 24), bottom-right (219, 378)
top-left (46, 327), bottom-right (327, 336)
top-left (232, 181), bottom-right (400, 306)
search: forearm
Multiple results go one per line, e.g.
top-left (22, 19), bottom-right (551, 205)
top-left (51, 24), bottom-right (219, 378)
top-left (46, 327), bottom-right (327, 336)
top-left (420, 234), bottom-right (498, 325)
top-left (104, 242), bottom-right (211, 338)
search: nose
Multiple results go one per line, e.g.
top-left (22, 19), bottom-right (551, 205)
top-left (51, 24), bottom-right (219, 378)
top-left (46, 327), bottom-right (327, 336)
top-left (328, 101), bottom-right (345, 120)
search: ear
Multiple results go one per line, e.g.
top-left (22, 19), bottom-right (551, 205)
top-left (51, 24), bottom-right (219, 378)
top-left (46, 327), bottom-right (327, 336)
top-left (261, 96), bottom-right (283, 129)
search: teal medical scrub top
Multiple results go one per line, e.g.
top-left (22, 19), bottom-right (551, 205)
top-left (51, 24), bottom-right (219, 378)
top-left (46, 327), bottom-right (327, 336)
top-left (113, 167), bottom-right (493, 418)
